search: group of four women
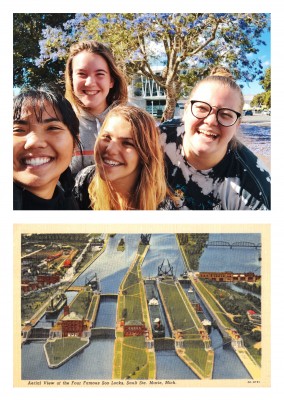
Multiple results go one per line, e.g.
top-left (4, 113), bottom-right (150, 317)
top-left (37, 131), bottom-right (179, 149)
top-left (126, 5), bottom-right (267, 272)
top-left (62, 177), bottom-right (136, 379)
top-left (13, 40), bottom-right (271, 210)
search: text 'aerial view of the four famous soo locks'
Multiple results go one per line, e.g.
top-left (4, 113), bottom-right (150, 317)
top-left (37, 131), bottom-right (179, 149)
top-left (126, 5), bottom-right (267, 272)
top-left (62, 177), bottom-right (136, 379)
top-left (13, 13), bottom-right (271, 210)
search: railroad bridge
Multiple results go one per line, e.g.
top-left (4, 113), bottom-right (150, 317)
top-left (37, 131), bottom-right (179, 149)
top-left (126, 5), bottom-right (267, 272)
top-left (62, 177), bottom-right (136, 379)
top-left (206, 241), bottom-right (261, 249)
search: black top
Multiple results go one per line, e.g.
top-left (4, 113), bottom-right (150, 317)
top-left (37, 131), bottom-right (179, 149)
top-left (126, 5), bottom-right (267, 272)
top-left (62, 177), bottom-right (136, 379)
top-left (160, 120), bottom-right (271, 210)
top-left (13, 182), bottom-right (79, 210)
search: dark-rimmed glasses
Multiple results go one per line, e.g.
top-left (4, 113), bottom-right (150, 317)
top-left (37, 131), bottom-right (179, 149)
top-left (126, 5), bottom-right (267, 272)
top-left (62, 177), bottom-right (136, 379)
top-left (190, 100), bottom-right (241, 127)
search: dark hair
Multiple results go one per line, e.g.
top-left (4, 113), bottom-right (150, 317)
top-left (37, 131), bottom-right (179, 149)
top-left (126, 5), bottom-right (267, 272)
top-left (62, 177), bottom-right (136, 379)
top-left (13, 85), bottom-right (81, 149)
top-left (65, 40), bottom-right (128, 113)
top-left (13, 85), bottom-right (82, 194)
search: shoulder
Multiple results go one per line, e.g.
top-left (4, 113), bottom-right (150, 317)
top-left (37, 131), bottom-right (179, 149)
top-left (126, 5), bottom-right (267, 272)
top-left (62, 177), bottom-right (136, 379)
top-left (231, 142), bottom-right (271, 209)
top-left (234, 143), bottom-right (271, 179)
top-left (159, 118), bottom-right (185, 144)
top-left (13, 182), bottom-right (23, 210)
top-left (73, 165), bottom-right (96, 210)
top-left (74, 165), bottom-right (96, 187)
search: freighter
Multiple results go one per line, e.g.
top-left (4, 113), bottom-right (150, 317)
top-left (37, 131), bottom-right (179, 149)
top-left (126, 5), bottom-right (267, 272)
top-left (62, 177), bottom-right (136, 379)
top-left (145, 281), bottom-right (165, 338)
top-left (46, 293), bottom-right (67, 317)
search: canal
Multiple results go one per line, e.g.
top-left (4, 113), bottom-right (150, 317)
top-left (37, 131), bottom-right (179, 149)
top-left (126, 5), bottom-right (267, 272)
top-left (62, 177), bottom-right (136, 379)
top-left (22, 233), bottom-right (260, 380)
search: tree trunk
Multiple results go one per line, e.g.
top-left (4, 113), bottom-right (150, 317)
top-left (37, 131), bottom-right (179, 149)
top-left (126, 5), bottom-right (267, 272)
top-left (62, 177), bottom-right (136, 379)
top-left (160, 81), bottom-right (179, 123)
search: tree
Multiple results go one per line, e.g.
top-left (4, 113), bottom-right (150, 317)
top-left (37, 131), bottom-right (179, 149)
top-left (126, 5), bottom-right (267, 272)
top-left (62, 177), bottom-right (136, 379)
top-left (251, 66), bottom-right (271, 109)
top-left (16, 13), bottom-right (270, 121)
top-left (13, 13), bottom-right (75, 89)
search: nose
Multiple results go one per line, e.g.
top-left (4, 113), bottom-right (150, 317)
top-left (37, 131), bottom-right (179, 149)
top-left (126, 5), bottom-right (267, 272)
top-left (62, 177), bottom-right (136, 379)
top-left (85, 75), bottom-right (95, 86)
top-left (24, 131), bottom-right (47, 150)
top-left (203, 108), bottom-right (218, 125)
top-left (105, 139), bottom-right (120, 153)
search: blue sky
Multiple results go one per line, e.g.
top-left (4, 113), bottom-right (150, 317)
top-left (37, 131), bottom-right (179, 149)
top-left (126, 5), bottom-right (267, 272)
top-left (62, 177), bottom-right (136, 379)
top-left (238, 29), bottom-right (271, 95)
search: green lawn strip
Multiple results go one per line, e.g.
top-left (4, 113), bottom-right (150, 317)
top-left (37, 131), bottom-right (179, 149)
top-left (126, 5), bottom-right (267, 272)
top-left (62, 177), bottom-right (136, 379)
top-left (183, 339), bottom-right (210, 371)
top-left (176, 281), bottom-right (205, 330)
top-left (85, 294), bottom-right (100, 321)
top-left (45, 337), bottom-right (88, 366)
top-left (194, 280), bottom-right (232, 328)
top-left (69, 289), bottom-right (93, 318)
top-left (112, 339), bottom-right (123, 379)
top-left (159, 281), bottom-right (199, 333)
top-left (121, 336), bottom-right (148, 379)
top-left (114, 246), bottom-right (151, 379)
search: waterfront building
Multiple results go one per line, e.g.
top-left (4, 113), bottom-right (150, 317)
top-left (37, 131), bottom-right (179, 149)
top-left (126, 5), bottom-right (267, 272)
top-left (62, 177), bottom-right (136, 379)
top-left (198, 271), bottom-right (260, 283)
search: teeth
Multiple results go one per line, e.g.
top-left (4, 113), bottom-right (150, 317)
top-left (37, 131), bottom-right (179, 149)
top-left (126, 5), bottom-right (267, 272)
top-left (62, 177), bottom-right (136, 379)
top-left (199, 130), bottom-right (218, 138)
top-left (24, 157), bottom-right (51, 166)
top-left (104, 159), bottom-right (120, 166)
top-left (84, 90), bottom-right (99, 95)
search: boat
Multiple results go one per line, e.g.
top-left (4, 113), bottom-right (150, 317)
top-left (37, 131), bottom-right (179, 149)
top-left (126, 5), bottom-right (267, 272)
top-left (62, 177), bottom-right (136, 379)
top-left (85, 273), bottom-right (100, 292)
top-left (46, 293), bottom-right (67, 317)
top-left (148, 297), bottom-right (165, 338)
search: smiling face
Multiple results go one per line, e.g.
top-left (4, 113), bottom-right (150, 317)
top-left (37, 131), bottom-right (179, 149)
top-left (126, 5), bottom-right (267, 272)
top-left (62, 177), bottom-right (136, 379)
top-left (72, 51), bottom-right (114, 115)
top-left (183, 81), bottom-right (242, 169)
top-left (13, 101), bottom-right (74, 199)
top-left (96, 115), bottom-right (141, 194)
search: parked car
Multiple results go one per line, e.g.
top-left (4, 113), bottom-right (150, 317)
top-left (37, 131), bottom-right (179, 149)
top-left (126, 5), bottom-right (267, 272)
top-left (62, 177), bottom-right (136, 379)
top-left (262, 109), bottom-right (271, 115)
top-left (244, 110), bottom-right (253, 116)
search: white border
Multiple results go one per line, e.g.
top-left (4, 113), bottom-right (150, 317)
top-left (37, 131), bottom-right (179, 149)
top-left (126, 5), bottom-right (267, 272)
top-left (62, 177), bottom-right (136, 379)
top-left (1, 1), bottom-right (283, 400)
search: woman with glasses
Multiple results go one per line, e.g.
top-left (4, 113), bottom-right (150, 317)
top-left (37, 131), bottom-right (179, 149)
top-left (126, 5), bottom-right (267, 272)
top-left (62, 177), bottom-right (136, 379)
top-left (160, 66), bottom-right (271, 210)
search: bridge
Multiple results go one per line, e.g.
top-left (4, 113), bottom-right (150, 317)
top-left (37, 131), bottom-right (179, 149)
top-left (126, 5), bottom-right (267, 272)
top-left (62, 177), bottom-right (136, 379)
top-left (206, 241), bottom-right (261, 249)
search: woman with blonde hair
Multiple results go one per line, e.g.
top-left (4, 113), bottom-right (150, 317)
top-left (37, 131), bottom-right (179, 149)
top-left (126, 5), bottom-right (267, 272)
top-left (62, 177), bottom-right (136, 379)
top-left (65, 40), bottom-right (128, 174)
top-left (73, 105), bottom-right (180, 210)
top-left (160, 66), bottom-right (271, 210)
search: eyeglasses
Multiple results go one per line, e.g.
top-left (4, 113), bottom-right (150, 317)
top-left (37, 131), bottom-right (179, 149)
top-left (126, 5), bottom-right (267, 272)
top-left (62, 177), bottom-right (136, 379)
top-left (190, 100), bottom-right (241, 127)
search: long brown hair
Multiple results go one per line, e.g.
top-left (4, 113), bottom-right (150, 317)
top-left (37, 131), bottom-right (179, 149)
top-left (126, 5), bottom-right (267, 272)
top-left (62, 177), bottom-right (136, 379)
top-left (88, 105), bottom-right (171, 210)
top-left (65, 40), bottom-right (128, 114)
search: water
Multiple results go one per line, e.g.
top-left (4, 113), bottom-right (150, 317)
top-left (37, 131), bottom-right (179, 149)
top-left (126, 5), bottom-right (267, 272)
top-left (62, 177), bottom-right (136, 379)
top-left (200, 233), bottom-right (261, 273)
top-left (22, 233), bottom-right (260, 381)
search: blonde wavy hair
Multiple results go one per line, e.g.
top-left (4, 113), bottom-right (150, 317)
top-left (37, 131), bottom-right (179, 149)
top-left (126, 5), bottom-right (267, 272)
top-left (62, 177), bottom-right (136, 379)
top-left (65, 40), bottom-right (128, 114)
top-left (88, 105), bottom-right (171, 210)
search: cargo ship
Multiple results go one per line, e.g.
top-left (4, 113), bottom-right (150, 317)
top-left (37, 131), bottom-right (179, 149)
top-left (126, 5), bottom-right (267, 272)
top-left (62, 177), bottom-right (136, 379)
top-left (145, 281), bottom-right (165, 338)
top-left (46, 293), bottom-right (67, 317)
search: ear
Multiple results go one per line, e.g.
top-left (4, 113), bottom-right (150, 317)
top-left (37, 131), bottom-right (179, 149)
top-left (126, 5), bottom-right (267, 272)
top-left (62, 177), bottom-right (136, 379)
top-left (109, 78), bottom-right (114, 89)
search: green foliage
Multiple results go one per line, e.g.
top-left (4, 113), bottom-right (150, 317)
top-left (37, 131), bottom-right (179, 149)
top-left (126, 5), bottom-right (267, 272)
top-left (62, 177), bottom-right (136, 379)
top-left (251, 66), bottom-right (271, 108)
top-left (14, 13), bottom-right (75, 89)
top-left (14, 13), bottom-right (270, 120)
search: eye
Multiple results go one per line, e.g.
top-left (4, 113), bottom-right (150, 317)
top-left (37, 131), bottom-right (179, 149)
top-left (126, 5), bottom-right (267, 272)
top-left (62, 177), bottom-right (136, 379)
top-left (123, 140), bottom-right (135, 147)
top-left (219, 110), bottom-right (234, 119)
top-left (46, 124), bottom-right (64, 132)
top-left (101, 134), bottom-right (111, 141)
top-left (13, 125), bottom-right (26, 135)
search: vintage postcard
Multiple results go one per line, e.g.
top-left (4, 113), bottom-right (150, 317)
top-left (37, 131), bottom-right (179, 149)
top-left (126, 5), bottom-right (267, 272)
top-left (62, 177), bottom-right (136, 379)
top-left (14, 224), bottom-right (270, 388)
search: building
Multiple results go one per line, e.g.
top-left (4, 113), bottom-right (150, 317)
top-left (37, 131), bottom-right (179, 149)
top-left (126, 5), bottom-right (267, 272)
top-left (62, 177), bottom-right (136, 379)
top-left (49, 306), bottom-right (91, 339)
top-left (128, 67), bottom-right (186, 118)
top-left (123, 320), bottom-right (146, 337)
top-left (198, 271), bottom-right (260, 283)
